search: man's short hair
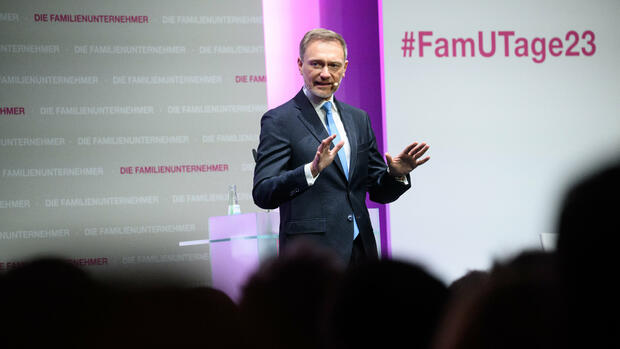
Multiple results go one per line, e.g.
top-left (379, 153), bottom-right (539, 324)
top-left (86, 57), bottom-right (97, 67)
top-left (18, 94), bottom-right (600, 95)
top-left (299, 28), bottom-right (347, 61)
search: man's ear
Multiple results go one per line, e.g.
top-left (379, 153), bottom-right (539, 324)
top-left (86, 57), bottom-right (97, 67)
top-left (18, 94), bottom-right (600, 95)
top-left (343, 60), bottom-right (348, 76)
top-left (297, 57), bottom-right (303, 74)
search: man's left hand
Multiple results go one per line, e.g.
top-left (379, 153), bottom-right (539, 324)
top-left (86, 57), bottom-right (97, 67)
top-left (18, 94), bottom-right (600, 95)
top-left (385, 142), bottom-right (430, 177)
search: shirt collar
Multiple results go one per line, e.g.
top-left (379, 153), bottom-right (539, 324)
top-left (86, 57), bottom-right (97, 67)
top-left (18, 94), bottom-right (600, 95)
top-left (302, 86), bottom-right (337, 113)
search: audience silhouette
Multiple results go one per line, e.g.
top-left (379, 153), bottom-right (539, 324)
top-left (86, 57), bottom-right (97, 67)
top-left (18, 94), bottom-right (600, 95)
top-left (0, 257), bottom-right (242, 349)
top-left (0, 257), bottom-right (105, 348)
top-left (556, 158), bottom-right (620, 347)
top-left (323, 259), bottom-right (448, 349)
top-left (1, 159), bottom-right (617, 348)
top-left (433, 251), bottom-right (569, 349)
top-left (447, 269), bottom-right (489, 299)
top-left (239, 240), bottom-right (345, 349)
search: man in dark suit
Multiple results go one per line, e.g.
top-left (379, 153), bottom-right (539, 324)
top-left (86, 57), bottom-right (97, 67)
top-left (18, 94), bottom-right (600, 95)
top-left (253, 29), bottom-right (429, 265)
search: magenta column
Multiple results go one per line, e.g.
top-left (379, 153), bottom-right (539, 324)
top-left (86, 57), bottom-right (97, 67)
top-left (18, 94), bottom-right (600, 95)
top-left (262, 0), bottom-right (390, 257)
top-left (319, 0), bottom-right (391, 257)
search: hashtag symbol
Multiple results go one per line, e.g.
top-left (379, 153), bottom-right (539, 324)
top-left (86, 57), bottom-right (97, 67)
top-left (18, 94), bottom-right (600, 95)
top-left (401, 31), bottom-right (415, 57)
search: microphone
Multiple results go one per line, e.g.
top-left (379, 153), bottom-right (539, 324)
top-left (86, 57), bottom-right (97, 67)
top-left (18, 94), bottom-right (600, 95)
top-left (333, 82), bottom-right (339, 87)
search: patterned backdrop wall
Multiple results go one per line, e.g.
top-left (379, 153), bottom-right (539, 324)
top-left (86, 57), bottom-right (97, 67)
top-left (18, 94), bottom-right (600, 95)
top-left (0, 0), bottom-right (266, 287)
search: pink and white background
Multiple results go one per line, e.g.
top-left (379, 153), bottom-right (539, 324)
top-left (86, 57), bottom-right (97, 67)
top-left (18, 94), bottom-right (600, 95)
top-left (1, 0), bottom-right (619, 288)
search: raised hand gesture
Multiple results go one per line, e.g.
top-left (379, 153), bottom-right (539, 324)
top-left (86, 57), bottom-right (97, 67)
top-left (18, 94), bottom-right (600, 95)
top-left (385, 142), bottom-right (430, 177)
top-left (310, 134), bottom-right (344, 177)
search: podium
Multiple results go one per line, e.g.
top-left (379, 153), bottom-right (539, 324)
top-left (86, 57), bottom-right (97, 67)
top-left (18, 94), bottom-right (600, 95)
top-left (207, 208), bottom-right (380, 302)
top-left (208, 210), bottom-right (279, 302)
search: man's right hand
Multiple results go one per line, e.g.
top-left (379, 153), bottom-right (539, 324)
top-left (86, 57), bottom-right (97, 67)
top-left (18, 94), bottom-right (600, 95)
top-left (310, 134), bottom-right (344, 177)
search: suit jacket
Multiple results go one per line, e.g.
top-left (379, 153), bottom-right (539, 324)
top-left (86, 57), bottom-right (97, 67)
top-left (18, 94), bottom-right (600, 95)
top-left (253, 89), bottom-right (411, 263)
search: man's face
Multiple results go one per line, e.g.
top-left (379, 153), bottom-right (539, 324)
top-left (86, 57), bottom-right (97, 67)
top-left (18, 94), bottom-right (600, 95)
top-left (298, 40), bottom-right (348, 100)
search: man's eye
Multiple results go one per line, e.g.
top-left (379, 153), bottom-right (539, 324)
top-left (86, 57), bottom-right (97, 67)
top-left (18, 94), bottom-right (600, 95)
top-left (329, 64), bottom-right (339, 69)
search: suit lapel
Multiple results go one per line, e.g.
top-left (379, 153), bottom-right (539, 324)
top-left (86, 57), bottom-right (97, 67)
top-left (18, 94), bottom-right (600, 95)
top-left (294, 89), bottom-right (328, 143)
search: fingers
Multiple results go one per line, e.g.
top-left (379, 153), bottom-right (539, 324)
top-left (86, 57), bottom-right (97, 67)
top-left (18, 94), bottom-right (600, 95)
top-left (323, 134), bottom-right (337, 145)
top-left (385, 152), bottom-right (393, 166)
top-left (408, 142), bottom-right (429, 159)
top-left (317, 134), bottom-right (336, 153)
top-left (417, 156), bottom-right (430, 166)
top-left (387, 143), bottom-right (430, 175)
top-left (402, 142), bottom-right (418, 154)
top-left (407, 142), bottom-right (425, 155)
top-left (331, 141), bottom-right (344, 155)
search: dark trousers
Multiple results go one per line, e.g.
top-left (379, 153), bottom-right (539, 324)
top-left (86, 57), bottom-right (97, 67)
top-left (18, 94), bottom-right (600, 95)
top-left (348, 235), bottom-right (367, 268)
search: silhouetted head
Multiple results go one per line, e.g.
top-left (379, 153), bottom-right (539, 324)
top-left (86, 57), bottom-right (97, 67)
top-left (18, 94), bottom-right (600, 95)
top-left (433, 251), bottom-right (567, 349)
top-left (0, 257), bottom-right (101, 348)
top-left (555, 158), bottom-right (620, 347)
top-left (239, 239), bottom-right (346, 349)
top-left (324, 259), bottom-right (448, 349)
top-left (556, 159), bottom-right (620, 280)
top-left (448, 269), bottom-right (489, 300)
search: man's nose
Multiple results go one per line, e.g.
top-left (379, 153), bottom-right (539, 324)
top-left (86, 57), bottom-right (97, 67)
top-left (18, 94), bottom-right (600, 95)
top-left (320, 66), bottom-right (330, 78)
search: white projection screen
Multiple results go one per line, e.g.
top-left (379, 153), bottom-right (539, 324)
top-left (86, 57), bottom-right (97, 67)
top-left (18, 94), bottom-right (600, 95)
top-left (382, 0), bottom-right (620, 282)
top-left (0, 1), bottom-right (266, 286)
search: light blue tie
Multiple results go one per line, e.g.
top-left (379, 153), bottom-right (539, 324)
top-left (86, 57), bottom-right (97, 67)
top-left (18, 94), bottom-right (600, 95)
top-left (322, 101), bottom-right (359, 240)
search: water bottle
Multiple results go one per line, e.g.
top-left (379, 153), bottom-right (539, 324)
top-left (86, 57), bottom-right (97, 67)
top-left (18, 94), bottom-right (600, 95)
top-left (227, 184), bottom-right (241, 215)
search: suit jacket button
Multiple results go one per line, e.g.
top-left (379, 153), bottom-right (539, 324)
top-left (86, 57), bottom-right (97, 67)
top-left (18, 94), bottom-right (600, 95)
top-left (347, 214), bottom-right (353, 222)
